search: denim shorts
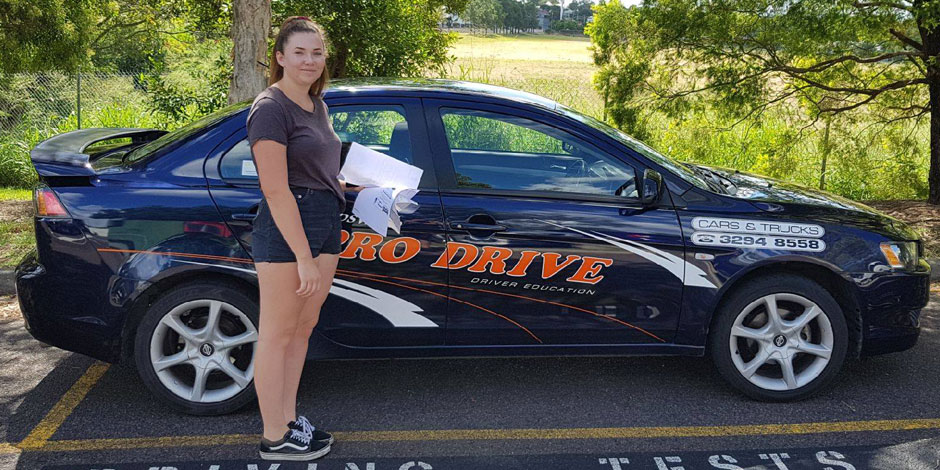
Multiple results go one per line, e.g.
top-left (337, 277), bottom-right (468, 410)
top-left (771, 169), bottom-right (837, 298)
top-left (251, 187), bottom-right (343, 263)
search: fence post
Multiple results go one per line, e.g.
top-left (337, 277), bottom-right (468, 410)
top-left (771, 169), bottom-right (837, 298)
top-left (76, 73), bottom-right (82, 130)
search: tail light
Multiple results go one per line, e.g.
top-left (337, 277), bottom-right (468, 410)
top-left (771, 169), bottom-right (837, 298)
top-left (34, 186), bottom-right (70, 217)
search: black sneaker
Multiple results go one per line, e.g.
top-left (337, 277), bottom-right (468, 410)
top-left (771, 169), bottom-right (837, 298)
top-left (259, 428), bottom-right (330, 461)
top-left (290, 415), bottom-right (334, 445)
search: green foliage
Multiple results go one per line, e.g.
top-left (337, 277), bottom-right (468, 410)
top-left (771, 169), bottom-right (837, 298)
top-left (465, 0), bottom-right (505, 31)
top-left (138, 38), bottom-right (232, 127)
top-left (331, 110), bottom-right (403, 145)
top-left (0, 0), bottom-right (229, 74)
top-left (89, 0), bottom-right (232, 73)
top-left (587, 0), bottom-right (940, 201)
top-left (497, 0), bottom-right (540, 32)
top-left (275, 0), bottom-right (459, 78)
top-left (549, 19), bottom-right (582, 33)
top-left (442, 112), bottom-right (565, 153)
top-left (0, 0), bottom-right (99, 73)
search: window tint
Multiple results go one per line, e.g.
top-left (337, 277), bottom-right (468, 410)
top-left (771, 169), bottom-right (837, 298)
top-left (220, 104), bottom-right (415, 182)
top-left (440, 108), bottom-right (638, 198)
top-left (329, 106), bottom-right (413, 164)
top-left (219, 139), bottom-right (254, 180)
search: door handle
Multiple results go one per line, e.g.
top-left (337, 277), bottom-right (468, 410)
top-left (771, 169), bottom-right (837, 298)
top-left (451, 222), bottom-right (507, 232)
top-left (231, 213), bottom-right (256, 222)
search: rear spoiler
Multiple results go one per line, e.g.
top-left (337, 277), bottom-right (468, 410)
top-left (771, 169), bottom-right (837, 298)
top-left (30, 128), bottom-right (167, 177)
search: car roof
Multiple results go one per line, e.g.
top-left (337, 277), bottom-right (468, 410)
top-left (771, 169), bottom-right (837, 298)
top-left (324, 78), bottom-right (561, 111)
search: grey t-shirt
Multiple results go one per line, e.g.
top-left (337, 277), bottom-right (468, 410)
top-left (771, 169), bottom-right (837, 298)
top-left (246, 86), bottom-right (345, 211)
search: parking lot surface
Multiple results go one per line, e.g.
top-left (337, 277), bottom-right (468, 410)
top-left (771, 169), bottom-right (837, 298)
top-left (1, 293), bottom-right (939, 470)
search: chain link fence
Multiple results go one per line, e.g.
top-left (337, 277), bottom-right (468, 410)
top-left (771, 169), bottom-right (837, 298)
top-left (0, 72), bottom-right (154, 135)
top-left (0, 72), bottom-right (184, 188)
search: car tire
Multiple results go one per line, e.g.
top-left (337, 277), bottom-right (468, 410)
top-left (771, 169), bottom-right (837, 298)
top-left (134, 282), bottom-right (259, 415)
top-left (708, 274), bottom-right (848, 401)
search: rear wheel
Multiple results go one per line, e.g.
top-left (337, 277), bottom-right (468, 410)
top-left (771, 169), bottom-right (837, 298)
top-left (134, 282), bottom-right (258, 415)
top-left (708, 274), bottom-right (848, 401)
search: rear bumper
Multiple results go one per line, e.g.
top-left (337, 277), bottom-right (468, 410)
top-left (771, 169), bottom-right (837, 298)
top-left (16, 250), bottom-right (122, 363)
top-left (853, 268), bottom-right (930, 356)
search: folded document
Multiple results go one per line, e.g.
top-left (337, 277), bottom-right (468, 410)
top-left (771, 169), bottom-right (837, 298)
top-left (338, 142), bottom-right (422, 236)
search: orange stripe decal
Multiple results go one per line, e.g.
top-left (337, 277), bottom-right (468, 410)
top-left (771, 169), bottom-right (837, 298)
top-left (96, 248), bottom-right (252, 264)
top-left (336, 268), bottom-right (665, 343)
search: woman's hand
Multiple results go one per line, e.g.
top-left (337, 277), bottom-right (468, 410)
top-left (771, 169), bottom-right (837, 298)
top-left (296, 257), bottom-right (320, 297)
top-left (339, 179), bottom-right (366, 193)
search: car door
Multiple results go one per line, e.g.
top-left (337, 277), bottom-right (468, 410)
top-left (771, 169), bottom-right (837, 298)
top-left (424, 99), bottom-right (686, 346)
top-left (206, 97), bottom-right (448, 347)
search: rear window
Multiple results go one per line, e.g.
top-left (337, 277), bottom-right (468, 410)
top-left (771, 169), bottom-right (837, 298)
top-left (124, 103), bottom-right (246, 164)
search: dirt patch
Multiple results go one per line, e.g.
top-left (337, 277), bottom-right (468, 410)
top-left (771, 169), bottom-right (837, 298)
top-left (0, 200), bottom-right (31, 222)
top-left (864, 200), bottom-right (940, 257)
top-left (0, 295), bottom-right (20, 320)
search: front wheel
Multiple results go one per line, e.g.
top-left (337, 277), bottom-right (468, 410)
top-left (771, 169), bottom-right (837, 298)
top-left (134, 282), bottom-right (259, 415)
top-left (708, 274), bottom-right (848, 401)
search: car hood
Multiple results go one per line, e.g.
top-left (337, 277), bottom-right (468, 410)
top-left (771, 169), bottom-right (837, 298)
top-left (691, 164), bottom-right (921, 240)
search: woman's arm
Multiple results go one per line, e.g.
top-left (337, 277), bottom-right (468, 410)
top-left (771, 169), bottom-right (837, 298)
top-left (253, 140), bottom-right (313, 261)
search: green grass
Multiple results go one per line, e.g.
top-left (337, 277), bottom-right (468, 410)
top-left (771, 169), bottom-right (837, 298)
top-left (450, 33), bottom-right (594, 63)
top-left (444, 34), bottom-right (604, 119)
top-left (0, 188), bottom-right (31, 201)
top-left (0, 219), bottom-right (33, 269)
top-left (0, 188), bottom-right (33, 269)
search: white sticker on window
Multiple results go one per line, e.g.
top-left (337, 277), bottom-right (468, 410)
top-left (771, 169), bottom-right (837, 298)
top-left (691, 231), bottom-right (826, 252)
top-left (691, 217), bottom-right (825, 238)
top-left (241, 160), bottom-right (257, 177)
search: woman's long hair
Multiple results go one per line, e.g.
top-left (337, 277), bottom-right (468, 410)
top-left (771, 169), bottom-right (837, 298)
top-left (269, 16), bottom-right (330, 97)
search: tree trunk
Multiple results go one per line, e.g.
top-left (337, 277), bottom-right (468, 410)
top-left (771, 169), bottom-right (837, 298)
top-left (929, 75), bottom-right (940, 204)
top-left (819, 117), bottom-right (830, 191)
top-left (228, 0), bottom-right (270, 104)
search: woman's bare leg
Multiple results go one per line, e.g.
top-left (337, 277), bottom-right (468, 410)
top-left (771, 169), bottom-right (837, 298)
top-left (255, 261), bottom-right (308, 441)
top-left (282, 253), bottom-right (340, 423)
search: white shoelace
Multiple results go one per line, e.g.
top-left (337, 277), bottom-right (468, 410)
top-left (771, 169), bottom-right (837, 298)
top-left (297, 415), bottom-right (315, 438)
top-left (289, 428), bottom-right (310, 445)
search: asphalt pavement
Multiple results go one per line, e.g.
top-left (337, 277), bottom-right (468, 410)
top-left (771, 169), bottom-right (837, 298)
top-left (1, 292), bottom-right (939, 470)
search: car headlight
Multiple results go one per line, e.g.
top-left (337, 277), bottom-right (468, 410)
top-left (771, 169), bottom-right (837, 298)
top-left (879, 241), bottom-right (919, 270)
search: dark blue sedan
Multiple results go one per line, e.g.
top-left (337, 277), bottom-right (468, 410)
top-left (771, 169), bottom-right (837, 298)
top-left (16, 78), bottom-right (930, 415)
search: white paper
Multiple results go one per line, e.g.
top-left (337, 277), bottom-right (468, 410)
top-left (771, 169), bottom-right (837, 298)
top-left (339, 142), bottom-right (422, 189)
top-left (241, 160), bottom-right (257, 177)
top-left (340, 142), bottom-right (422, 236)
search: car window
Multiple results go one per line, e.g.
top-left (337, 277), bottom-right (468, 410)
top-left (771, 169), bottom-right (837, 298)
top-left (219, 139), bottom-right (255, 180)
top-left (440, 108), bottom-right (638, 198)
top-left (329, 105), bottom-right (413, 164)
top-left (220, 104), bottom-right (415, 181)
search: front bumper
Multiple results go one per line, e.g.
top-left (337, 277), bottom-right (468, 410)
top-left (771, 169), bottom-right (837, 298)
top-left (852, 265), bottom-right (930, 356)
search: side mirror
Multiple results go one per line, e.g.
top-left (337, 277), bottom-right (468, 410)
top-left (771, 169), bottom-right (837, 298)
top-left (640, 168), bottom-right (664, 206)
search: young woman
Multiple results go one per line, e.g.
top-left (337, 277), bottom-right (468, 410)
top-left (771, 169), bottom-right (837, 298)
top-left (247, 16), bottom-right (357, 461)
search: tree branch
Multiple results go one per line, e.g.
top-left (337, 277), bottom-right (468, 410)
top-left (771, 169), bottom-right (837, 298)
top-left (890, 28), bottom-right (924, 51)
top-left (770, 51), bottom-right (923, 75)
top-left (784, 73), bottom-right (926, 96)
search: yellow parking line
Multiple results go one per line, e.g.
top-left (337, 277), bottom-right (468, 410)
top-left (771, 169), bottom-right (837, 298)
top-left (17, 361), bottom-right (110, 450)
top-left (0, 442), bottom-right (21, 456)
top-left (13, 417), bottom-right (940, 453)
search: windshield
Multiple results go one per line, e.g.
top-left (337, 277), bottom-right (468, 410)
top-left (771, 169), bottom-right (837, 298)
top-left (124, 103), bottom-right (247, 164)
top-left (554, 103), bottom-right (713, 191)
